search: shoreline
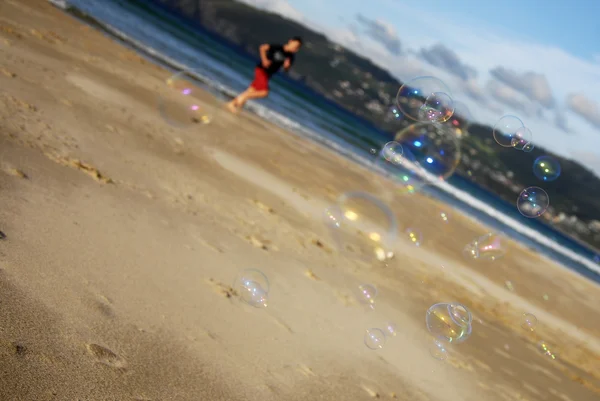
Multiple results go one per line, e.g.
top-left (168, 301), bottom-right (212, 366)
top-left (1, 0), bottom-right (599, 400)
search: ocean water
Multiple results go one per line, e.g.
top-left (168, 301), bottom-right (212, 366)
top-left (49, 0), bottom-right (600, 283)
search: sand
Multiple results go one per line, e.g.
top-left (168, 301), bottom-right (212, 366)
top-left (0, 0), bottom-right (599, 400)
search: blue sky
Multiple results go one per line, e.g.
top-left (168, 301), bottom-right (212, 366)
top-left (241, 0), bottom-right (600, 174)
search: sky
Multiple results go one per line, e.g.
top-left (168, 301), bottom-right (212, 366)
top-left (240, 0), bottom-right (600, 175)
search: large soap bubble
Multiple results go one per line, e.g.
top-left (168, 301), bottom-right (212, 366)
top-left (396, 76), bottom-right (455, 123)
top-left (324, 192), bottom-right (398, 263)
top-left (426, 302), bottom-right (473, 344)
top-left (374, 123), bottom-right (460, 194)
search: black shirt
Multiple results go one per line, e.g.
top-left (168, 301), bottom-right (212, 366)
top-left (257, 44), bottom-right (295, 77)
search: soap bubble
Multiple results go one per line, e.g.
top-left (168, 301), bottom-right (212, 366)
top-left (511, 126), bottom-right (533, 150)
top-left (594, 255), bottom-right (600, 264)
top-left (426, 302), bottom-right (472, 343)
top-left (533, 156), bottom-right (561, 182)
top-left (324, 192), bottom-right (398, 263)
top-left (538, 341), bottom-right (557, 360)
top-left (521, 313), bottom-right (537, 331)
top-left (405, 228), bottom-right (422, 247)
top-left (356, 283), bottom-right (378, 307)
top-left (429, 339), bottom-right (448, 360)
top-left (386, 105), bottom-right (404, 122)
top-left (517, 187), bottom-right (550, 218)
top-left (523, 142), bottom-right (535, 152)
top-left (419, 92), bottom-right (455, 123)
top-left (374, 123), bottom-right (460, 195)
top-left (233, 269), bottom-right (269, 308)
top-left (159, 70), bottom-right (214, 128)
top-left (439, 211), bottom-right (450, 224)
top-left (381, 141), bottom-right (404, 165)
top-left (493, 115), bottom-right (524, 147)
top-left (364, 328), bottom-right (387, 350)
top-left (384, 321), bottom-right (398, 337)
top-left (396, 76), bottom-right (454, 123)
top-left (463, 232), bottom-right (506, 261)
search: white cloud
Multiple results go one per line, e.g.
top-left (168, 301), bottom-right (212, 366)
top-left (237, 0), bottom-right (305, 23)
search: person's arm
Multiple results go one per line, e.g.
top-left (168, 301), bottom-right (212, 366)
top-left (259, 44), bottom-right (271, 67)
top-left (283, 57), bottom-right (293, 72)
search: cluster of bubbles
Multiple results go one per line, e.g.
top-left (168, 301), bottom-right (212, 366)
top-left (223, 73), bottom-right (566, 366)
top-left (426, 303), bottom-right (473, 361)
top-left (490, 114), bottom-right (565, 219)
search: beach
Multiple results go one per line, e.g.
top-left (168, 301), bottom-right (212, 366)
top-left (0, 0), bottom-right (599, 400)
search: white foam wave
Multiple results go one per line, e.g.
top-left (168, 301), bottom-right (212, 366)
top-left (50, 0), bottom-right (600, 279)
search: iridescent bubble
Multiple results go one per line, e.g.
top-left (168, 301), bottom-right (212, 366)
top-left (324, 192), bottom-right (398, 263)
top-left (523, 142), bottom-right (535, 152)
top-left (521, 313), bottom-right (537, 331)
top-left (233, 269), bottom-right (270, 308)
top-left (384, 321), bottom-right (398, 337)
top-left (463, 232), bottom-right (506, 261)
top-left (448, 100), bottom-right (472, 137)
top-left (364, 328), bottom-right (387, 350)
top-left (357, 283), bottom-right (378, 307)
top-left (533, 156), bottom-right (561, 182)
top-left (381, 141), bottom-right (404, 165)
top-left (538, 341), bottom-right (557, 360)
top-left (396, 76), bottom-right (454, 123)
top-left (159, 70), bottom-right (214, 128)
top-left (493, 115), bottom-right (525, 147)
top-left (511, 126), bottom-right (533, 150)
top-left (429, 339), bottom-right (448, 361)
top-left (405, 228), bottom-right (422, 247)
top-left (517, 187), bottom-right (550, 218)
top-left (425, 302), bottom-right (472, 343)
top-left (374, 123), bottom-right (460, 195)
top-left (419, 92), bottom-right (455, 123)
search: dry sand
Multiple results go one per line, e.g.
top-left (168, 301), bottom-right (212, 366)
top-left (0, 0), bottom-right (599, 400)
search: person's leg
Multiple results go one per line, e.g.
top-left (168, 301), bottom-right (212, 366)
top-left (235, 87), bottom-right (269, 109)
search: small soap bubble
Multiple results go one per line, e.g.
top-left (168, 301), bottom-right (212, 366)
top-left (533, 156), bottom-right (561, 182)
top-left (233, 269), bottom-right (270, 308)
top-left (517, 187), bottom-right (550, 218)
top-left (594, 255), bottom-right (600, 264)
top-left (405, 228), bottom-right (422, 247)
top-left (364, 328), bottom-right (387, 350)
top-left (396, 76), bottom-right (454, 123)
top-left (384, 321), bottom-right (398, 337)
top-left (324, 192), bottom-right (398, 264)
top-left (523, 142), bottom-right (534, 152)
top-left (463, 232), bottom-right (506, 261)
top-left (538, 341), bottom-right (557, 360)
top-left (357, 283), bottom-right (378, 307)
top-left (381, 141), bottom-right (404, 165)
top-left (426, 303), bottom-right (472, 344)
top-left (505, 280), bottom-right (515, 292)
top-left (439, 211), bottom-right (450, 223)
top-left (159, 70), bottom-right (214, 128)
top-left (511, 126), bottom-right (533, 150)
top-left (521, 313), bottom-right (537, 331)
top-left (493, 115), bottom-right (524, 147)
top-left (429, 339), bottom-right (448, 361)
top-left (419, 92), bottom-right (455, 123)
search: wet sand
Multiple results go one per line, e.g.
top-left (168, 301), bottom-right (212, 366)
top-left (0, 0), bottom-right (599, 400)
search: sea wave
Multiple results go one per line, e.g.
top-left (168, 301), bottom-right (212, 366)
top-left (48, 0), bottom-right (600, 279)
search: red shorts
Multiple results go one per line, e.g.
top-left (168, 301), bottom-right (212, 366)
top-left (250, 67), bottom-right (270, 91)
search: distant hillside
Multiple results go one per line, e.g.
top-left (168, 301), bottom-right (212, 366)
top-left (132, 0), bottom-right (600, 248)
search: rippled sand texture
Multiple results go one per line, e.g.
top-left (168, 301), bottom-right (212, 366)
top-left (0, 0), bottom-right (599, 400)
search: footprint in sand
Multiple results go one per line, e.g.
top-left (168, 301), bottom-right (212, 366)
top-left (86, 343), bottom-right (127, 371)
